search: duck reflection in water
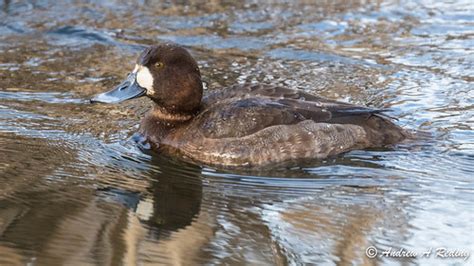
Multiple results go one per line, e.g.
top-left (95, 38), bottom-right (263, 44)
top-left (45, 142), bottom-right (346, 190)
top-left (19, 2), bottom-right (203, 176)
top-left (0, 150), bottom-right (412, 265)
top-left (0, 153), bottom-right (207, 265)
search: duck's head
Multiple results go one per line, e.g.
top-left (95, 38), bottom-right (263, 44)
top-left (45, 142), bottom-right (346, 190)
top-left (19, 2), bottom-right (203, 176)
top-left (92, 43), bottom-right (203, 114)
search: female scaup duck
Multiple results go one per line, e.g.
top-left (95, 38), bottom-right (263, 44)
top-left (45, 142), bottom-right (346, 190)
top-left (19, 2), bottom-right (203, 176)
top-left (92, 43), bottom-right (408, 167)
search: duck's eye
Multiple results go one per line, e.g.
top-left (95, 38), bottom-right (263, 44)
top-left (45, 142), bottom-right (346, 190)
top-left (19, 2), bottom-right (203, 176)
top-left (155, 62), bottom-right (164, 68)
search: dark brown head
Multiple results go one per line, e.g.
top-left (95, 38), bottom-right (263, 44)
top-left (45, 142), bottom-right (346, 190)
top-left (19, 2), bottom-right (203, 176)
top-left (91, 43), bottom-right (203, 114)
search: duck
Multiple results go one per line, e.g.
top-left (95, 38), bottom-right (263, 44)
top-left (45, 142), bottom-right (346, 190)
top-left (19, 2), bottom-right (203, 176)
top-left (91, 43), bottom-right (408, 168)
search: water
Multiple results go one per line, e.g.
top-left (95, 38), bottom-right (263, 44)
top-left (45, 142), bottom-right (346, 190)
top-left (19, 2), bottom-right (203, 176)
top-left (0, 0), bottom-right (473, 265)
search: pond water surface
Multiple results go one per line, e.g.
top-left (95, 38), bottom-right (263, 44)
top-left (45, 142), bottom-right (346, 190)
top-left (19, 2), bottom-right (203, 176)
top-left (0, 0), bottom-right (473, 265)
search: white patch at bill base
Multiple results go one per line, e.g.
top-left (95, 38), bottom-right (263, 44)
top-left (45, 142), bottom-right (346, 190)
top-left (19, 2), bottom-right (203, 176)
top-left (136, 65), bottom-right (154, 93)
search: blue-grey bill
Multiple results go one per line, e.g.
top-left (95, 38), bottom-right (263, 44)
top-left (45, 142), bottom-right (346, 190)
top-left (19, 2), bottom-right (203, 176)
top-left (90, 72), bottom-right (146, 103)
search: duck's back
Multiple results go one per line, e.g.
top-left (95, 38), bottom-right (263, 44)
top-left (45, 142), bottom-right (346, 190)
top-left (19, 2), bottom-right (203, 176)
top-left (163, 84), bottom-right (408, 167)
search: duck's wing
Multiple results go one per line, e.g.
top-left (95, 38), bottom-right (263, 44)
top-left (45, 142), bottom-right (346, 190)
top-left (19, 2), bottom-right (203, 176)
top-left (194, 98), bottom-right (390, 141)
top-left (201, 84), bottom-right (392, 136)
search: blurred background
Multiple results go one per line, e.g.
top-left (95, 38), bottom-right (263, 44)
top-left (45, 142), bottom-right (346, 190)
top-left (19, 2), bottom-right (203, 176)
top-left (0, 0), bottom-right (473, 265)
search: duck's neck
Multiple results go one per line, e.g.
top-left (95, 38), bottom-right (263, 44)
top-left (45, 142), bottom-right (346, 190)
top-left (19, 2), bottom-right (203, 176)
top-left (139, 106), bottom-right (197, 146)
top-left (150, 106), bottom-right (195, 122)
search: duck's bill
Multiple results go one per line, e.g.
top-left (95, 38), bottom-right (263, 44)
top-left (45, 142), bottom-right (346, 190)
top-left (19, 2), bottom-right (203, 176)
top-left (90, 72), bottom-right (146, 103)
